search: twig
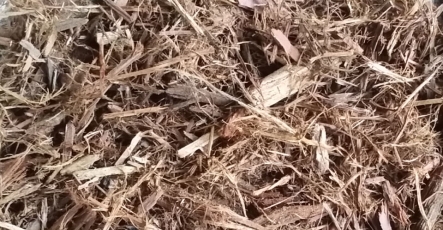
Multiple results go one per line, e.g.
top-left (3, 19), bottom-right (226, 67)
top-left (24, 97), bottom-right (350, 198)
top-left (102, 107), bottom-right (166, 119)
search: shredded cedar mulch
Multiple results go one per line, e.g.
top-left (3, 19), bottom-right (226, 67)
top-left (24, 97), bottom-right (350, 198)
top-left (1, 0), bottom-right (443, 229)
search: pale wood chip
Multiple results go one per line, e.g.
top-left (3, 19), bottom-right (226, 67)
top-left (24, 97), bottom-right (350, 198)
top-left (178, 132), bottom-right (221, 158)
top-left (271, 29), bottom-right (300, 61)
top-left (253, 175), bottom-right (291, 196)
top-left (379, 202), bottom-right (393, 230)
top-left (54, 18), bottom-right (88, 32)
top-left (0, 222), bottom-right (25, 230)
top-left (0, 183), bottom-right (42, 205)
top-left (43, 29), bottom-right (57, 57)
top-left (254, 204), bottom-right (324, 227)
top-left (238, 0), bottom-right (267, 9)
top-left (0, 36), bottom-right (12, 46)
top-left (73, 166), bottom-right (138, 180)
top-left (96, 31), bottom-right (120, 45)
top-left (313, 124), bottom-right (329, 174)
top-left (249, 65), bottom-right (311, 108)
top-left (25, 220), bottom-right (41, 230)
top-left (137, 188), bottom-right (164, 214)
top-left (19, 40), bottom-right (41, 59)
top-left (60, 155), bottom-right (101, 175)
top-left (115, 132), bottom-right (143, 165)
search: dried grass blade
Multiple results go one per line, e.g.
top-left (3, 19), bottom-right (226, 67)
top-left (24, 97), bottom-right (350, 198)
top-left (111, 49), bottom-right (214, 80)
top-left (271, 29), bottom-right (300, 61)
top-left (102, 107), bottom-right (166, 119)
top-left (106, 47), bottom-right (143, 78)
top-left (0, 85), bottom-right (44, 105)
top-left (398, 64), bottom-right (442, 110)
top-left (103, 0), bottom-right (133, 23)
top-left (367, 61), bottom-right (413, 84)
top-left (414, 168), bottom-right (431, 230)
top-left (167, 0), bottom-right (219, 48)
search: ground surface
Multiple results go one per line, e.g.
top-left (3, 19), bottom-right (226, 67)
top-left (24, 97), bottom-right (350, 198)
top-left (1, 0), bottom-right (443, 229)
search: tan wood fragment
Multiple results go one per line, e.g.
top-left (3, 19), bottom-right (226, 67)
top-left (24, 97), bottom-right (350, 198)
top-left (73, 166), bottom-right (138, 180)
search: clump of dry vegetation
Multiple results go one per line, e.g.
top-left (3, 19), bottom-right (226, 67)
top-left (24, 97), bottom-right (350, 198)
top-left (1, 0), bottom-right (443, 229)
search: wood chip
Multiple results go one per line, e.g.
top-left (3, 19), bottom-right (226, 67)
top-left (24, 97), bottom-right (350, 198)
top-left (0, 36), bottom-right (12, 46)
top-left (271, 29), bottom-right (300, 61)
top-left (0, 10), bottom-right (35, 19)
top-left (0, 222), bottom-right (25, 230)
top-left (54, 18), bottom-right (88, 32)
top-left (0, 183), bottom-right (42, 205)
top-left (379, 202), bottom-right (392, 230)
top-left (60, 155), bottom-right (101, 175)
top-left (96, 31), bottom-right (120, 45)
top-left (249, 65), bottom-right (311, 108)
top-left (137, 188), bottom-right (164, 214)
top-left (73, 166), bottom-right (138, 180)
top-left (238, 0), bottom-right (267, 9)
top-left (178, 132), bottom-right (221, 158)
top-left (43, 29), bottom-right (57, 57)
top-left (25, 220), bottom-right (41, 230)
top-left (312, 124), bottom-right (329, 174)
top-left (253, 175), bottom-right (291, 196)
top-left (254, 204), bottom-right (324, 227)
top-left (115, 132), bottom-right (143, 165)
top-left (19, 40), bottom-right (41, 60)
top-left (166, 86), bottom-right (230, 105)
